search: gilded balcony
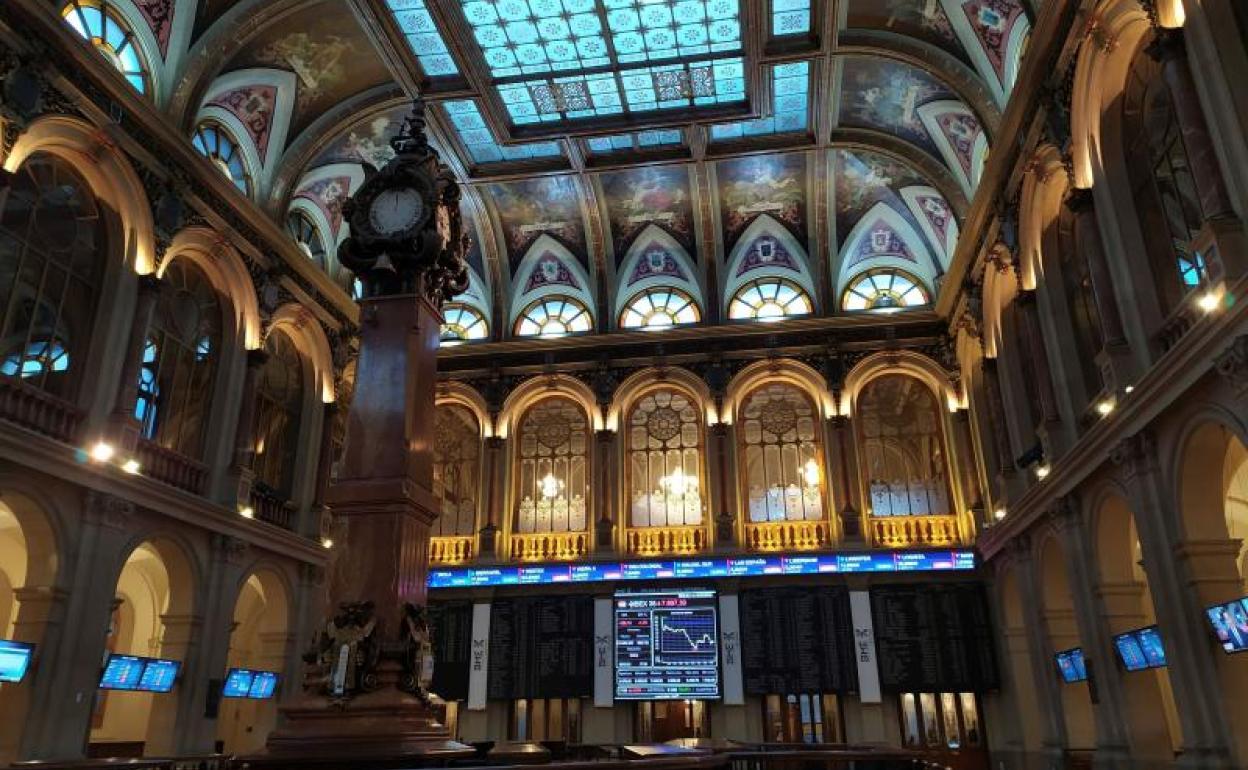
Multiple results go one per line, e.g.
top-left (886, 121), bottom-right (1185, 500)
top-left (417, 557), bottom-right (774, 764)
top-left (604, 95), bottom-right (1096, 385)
top-left (509, 531), bottom-right (589, 561)
top-left (625, 525), bottom-right (708, 557)
top-left (744, 519), bottom-right (832, 551)
top-left (870, 514), bottom-right (960, 548)
top-left (429, 535), bottom-right (475, 565)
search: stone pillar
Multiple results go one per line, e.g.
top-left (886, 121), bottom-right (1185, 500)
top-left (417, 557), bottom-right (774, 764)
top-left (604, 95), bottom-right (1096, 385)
top-left (1112, 432), bottom-right (1237, 767)
top-left (829, 415), bottom-right (861, 543)
top-left (1065, 188), bottom-right (1134, 387)
top-left (950, 408), bottom-right (983, 518)
top-left (1012, 539), bottom-right (1068, 763)
top-left (230, 350), bottom-right (269, 510)
top-left (477, 435), bottom-right (503, 556)
top-left (594, 428), bottom-right (616, 550)
top-left (107, 274), bottom-right (161, 451)
top-left (0, 586), bottom-right (69, 764)
top-left (17, 492), bottom-right (134, 761)
top-left (709, 422), bottom-right (737, 548)
top-left (980, 359), bottom-right (1018, 495)
top-left (144, 614), bottom-right (204, 756)
top-left (1147, 28), bottom-right (1247, 280)
top-left (1050, 499), bottom-right (1132, 765)
top-left (311, 403), bottom-right (339, 508)
top-left (1016, 292), bottom-right (1061, 432)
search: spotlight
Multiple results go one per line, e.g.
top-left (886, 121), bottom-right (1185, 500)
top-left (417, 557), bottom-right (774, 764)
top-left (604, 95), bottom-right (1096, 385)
top-left (121, 459), bottom-right (141, 475)
top-left (90, 442), bottom-right (115, 463)
top-left (321, 538), bottom-right (334, 549)
top-left (1197, 291), bottom-right (1220, 313)
top-left (993, 507), bottom-right (1007, 521)
top-left (239, 506), bottom-right (255, 519)
top-left (1124, 385), bottom-right (1135, 394)
top-left (1035, 464), bottom-right (1051, 480)
top-left (1095, 399), bottom-right (1115, 417)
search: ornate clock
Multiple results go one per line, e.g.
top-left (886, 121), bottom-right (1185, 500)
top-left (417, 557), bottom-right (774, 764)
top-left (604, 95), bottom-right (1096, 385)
top-left (338, 99), bottom-right (469, 305)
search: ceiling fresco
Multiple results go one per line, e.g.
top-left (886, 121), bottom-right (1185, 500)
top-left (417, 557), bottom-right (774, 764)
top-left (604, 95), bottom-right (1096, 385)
top-left (597, 165), bottom-right (696, 265)
top-left (64, 0), bottom-right (1032, 336)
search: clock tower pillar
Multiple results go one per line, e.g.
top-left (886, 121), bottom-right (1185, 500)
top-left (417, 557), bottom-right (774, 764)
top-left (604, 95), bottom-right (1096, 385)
top-left (263, 100), bottom-right (472, 763)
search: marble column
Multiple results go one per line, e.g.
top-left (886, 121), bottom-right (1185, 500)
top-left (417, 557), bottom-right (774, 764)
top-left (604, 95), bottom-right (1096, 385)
top-left (709, 422), bottom-right (737, 548)
top-left (478, 435), bottom-right (504, 556)
top-left (1012, 539), bottom-right (1068, 764)
top-left (980, 359), bottom-right (1017, 490)
top-left (950, 408), bottom-right (984, 518)
top-left (1065, 188), bottom-right (1134, 386)
top-left (107, 274), bottom-right (161, 451)
top-left (594, 429), bottom-right (616, 550)
top-left (1016, 292), bottom-right (1061, 431)
top-left (1113, 432), bottom-right (1237, 768)
top-left (144, 613), bottom-right (205, 756)
top-left (229, 350), bottom-right (269, 510)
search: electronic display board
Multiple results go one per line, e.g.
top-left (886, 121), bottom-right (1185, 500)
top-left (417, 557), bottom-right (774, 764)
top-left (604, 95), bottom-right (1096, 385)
top-left (615, 588), bottom-right (720, 701)
top-left (1113, 626), bottom-right (1167, 672)
top-left (223, 668), bottom-right (255, 698)
top-left (0, 640), bottom-right (34, 683)
top-left (99, 655), bottom-right (146, 691)
top-left (247, 670), bottom-right (279, 699)
top-left (1055, 648), bottom-right (1088, 683)
top-left (1206, 597), bottom-right (1248, 653)
top-left (136, 658), bottom-right (180, 693)
top-left (428, 549), bottom-right (976, 589)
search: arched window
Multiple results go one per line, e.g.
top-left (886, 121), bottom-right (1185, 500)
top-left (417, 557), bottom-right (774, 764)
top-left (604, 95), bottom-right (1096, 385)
top-left (433, 404), bottom-right (480, 537)
top-left (728, 278), bottom-right (812, 321)
top-left (0, 153), bottom-right (103, 399)
top-left (1051, 205), bottom-right (1104, 400)
top-left (254, 333), bottom-right (304, 498)
top-left (513, 398), bottom-right (589, 534)
top-left (514, 296), bottom-right (592, 338)
top-left (856, 374), bottom-right (952, 517)
top-left (136, 261), bottom-right (222, 459)
top-left (286, 210), bottom-right (325, 268)
top-left (192, 123), bottom-right (252, 196)
top-left (625, 389), bottom-right (704, 528)
top-left (440, 303), bottom-right (489, 346)
top-left (62, 0), bottom-right (150, 94)
top-left (619, 287), bottom-right (701, 330)
top-left (1123, 40), bottom-right (1207, 312)
top-left (738, 383), bottom-right (824, 522)
top-left (841, 269), bottom-right (930, 312)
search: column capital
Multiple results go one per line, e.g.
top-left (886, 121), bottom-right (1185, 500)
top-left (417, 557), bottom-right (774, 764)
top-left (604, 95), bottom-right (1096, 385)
top-left (1144, 25), bottom-right (1185, 63)
top-left (211, 532), bottom-right (251, 566)
top-left (83, 490), bottom-right (136, 530)
top-left (1110, 430), bottom-right (1159, 480)
top-left (1049, 493), bottom-right (1084, 536)
top-left (1064, 186), bottom-right (1095, 214)
top-left (137, 273), bottom-right (163, 296)
top-left (1214, 334), bottom-right (1248, 401)
top-left (484, 434), bottom-right (505, 451)
top-left (246, 348), bottom-right (270, 370)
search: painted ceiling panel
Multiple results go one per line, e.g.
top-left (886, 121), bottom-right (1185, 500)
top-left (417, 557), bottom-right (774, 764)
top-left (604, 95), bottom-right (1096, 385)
top-left (484, 175), bottom-right (589, 272)
top-left (716, 153), bottom-right (808, 254)
top-left (837, 55), bottom-right (959, 161)
top-left (598, 165), bottom-right (696, 264)
top-left (844, 0), bottom-right (969, 64)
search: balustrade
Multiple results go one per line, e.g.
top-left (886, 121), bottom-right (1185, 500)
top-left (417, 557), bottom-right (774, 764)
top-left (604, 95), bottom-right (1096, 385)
top-left (625, 525), bottom-right (708, 556)
top-left (509, 530), bottom-right (589, 561)
top-left (870, 515), bottom-right (959, 548)
top-left (0, 377), bottom-right (84, 444)
top-left (250, 486), bottom-right (294, 530)
top-left (429, 535), bottom-right (475, 564)
top-left (135, 439), bottom-right (208, 495)
top-left (744, 519), bottom-right (831, 552)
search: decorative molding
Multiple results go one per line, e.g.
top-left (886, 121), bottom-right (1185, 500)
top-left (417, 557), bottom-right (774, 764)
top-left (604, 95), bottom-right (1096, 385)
top-left (83, 490), bottom-right (136, 530)
top-left (1214, 335), bottom-right (1248, 401)
top-left (1110, 430), bottom-right (1159, 481)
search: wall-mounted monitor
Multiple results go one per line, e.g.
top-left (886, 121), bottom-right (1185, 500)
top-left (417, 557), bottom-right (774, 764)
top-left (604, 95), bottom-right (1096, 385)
top-left (223, 668), bottom-right (280, 699)
top-left (1206, 597), bottom-right (1248, 654)
top-left (1114, 626), bottom-right (1167, 671)
top-left (1054, 648), bottom-right (1088, 683)
top-left (99, 654), bottom-right (180, 692)
top-left (615, 588), bottom-right (720, 701)
top-left (0, 640), bottom-right (34, 683)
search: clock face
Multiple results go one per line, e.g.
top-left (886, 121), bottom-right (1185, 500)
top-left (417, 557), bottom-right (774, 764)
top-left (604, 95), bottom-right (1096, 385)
top-left (368, 187), bottom-right (424, 237)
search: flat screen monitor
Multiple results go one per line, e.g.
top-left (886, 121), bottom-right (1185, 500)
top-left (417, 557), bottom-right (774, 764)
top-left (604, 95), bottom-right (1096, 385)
top-left (136, 658), bottom-right (180, 693)
top-left (1206, 597), bottom-right (1248, 654)
top-left (1113, 632), bottom-right (1149, 672)
top-left (223, 668), bottom-right (255, 698)
top-left (615, 588), bottom-right (720, 701)
top-left (1055, 648), bottom-right (1088, 683)
top-left (99, 654), bottom-right (146, 691)
top-left (247, 670), bottom-right (279, 699)
top-left (0, 640), bottom-right (34, 683)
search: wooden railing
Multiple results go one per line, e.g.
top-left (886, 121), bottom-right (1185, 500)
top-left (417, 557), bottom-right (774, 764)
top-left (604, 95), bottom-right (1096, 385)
top-left (0, 377), bottom-right (83, 444)
top-left (135, 439), bottom-right (208, 495)
top-left (509, 530), bottom-right (588, 561)
top-left (625, 525), bottom-right (708, 556)
top-left (429, 535), bottom-right (475, 564)
top-left (871, 514), bottom-right (960, 548)
top-left (250, 485), bottom-right (295, 530)
top-left (743, 519), bottom-right (831, 552)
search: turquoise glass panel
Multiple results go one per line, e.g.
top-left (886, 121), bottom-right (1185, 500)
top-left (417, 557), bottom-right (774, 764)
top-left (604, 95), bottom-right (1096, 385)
top-left (387, 0), bottom-right (460, 76)
top-left (442, 99), bottom-right (564, 163)
top-left (710, 60), bottom-right (809, 139)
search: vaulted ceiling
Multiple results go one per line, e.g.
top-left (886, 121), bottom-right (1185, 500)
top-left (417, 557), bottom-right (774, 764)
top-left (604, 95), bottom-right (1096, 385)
top-left (63, 0), bottom-right (1032, 340)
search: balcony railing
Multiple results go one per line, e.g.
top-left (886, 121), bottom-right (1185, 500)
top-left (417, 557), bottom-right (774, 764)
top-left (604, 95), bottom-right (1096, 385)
top-left (0, 377), bottom-right (83, 444)
top-left (509, 530), bottom-right (588, 561)
top-left (429, 535), bottom-right (475, 564)
top-left (744, 519), bottom-right (831, 551)
top-left (135, 439), bottom-right (208, 495)
top-left (625, 525), bottom-right (707, 556)
top-left (870, 514), bottom-right (959, 548)
top-left (250, 485), bottom-right (295, 530)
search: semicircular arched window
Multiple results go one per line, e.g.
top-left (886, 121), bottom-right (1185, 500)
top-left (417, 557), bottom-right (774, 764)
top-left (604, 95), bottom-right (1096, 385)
top-left (841, 269), bottom-right (930, 312)
top-left (619, 287), bottom-right (701, 331)
top-left (62, 0), bottom-right (151, 94)
top-left (192, 122), bottom-right (252, 196)
top-left (514, 295), bottom-right (593, 338)
top-left (728, 278), bottom-right (813, 322)
top-left (286, 210), bottom-right (326, 268)
top-left (440, 303), bottom-right (489, 346)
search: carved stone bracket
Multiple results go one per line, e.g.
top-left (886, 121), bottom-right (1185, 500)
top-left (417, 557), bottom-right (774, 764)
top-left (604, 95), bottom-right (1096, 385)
top-left (1214, 335), bottom-right (1248, 401)
top-left (83, 490), bottom-right (135, 531)
top-left (1110, 430), bottom-right (1159, 481)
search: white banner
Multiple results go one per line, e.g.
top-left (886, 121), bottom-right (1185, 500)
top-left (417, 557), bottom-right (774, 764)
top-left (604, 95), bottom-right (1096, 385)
top-left (719, 594), bottom-right (744, 705)
top-left (467, 601), bottom-right (491, 710)
top-left (849, 590), bottom-right (881, 704)
top-left (594, 597), bottom-right (614, 707)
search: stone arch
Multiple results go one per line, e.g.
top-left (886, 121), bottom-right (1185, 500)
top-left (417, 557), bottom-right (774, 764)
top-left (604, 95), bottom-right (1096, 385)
top-left (723, 358), bottom-right (833, 424)
top-left (841, 350), bottom-right (959, 417)
top-left (160, 227), bottom-right (263, 350)
top-left (265, 303), bottom-right (336, 403)
top-left (1037, 532), bottom-right (1095, 751)
top-left (5, 115), bottom-right (156, 273)
top-left (1017, 146), bottom-right (1070, 291)
top-left (498, 375), bottom-right (601, 438)
top-left (608, 367), bottom-right (713, 431)
top-left (613, 224), bottom-right (704, 321)
top-left (837, 201), bottom-right (940, 297)
top-left (724, 215), bottom-right (817, 312)
top-left (1173, 413), bottom-right (1248, 587)
top-left (217, 566), bottom-right (292, 754)
top-left (436, 382), bottom-right (492, 436)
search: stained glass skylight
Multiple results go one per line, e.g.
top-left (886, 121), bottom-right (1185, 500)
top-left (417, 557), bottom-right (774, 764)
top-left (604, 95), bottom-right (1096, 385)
top-left (586, 129), bottom-right (682, 153)
top-left (771, 0), bottom-right (811, 36)
top-left (442, 100), bottom-right (564, 163)
top-left (710, 61), bottom-right (809, 140)
top-left (458, 1), bottom-right (746, 125)
top-left (387, 0), bottom-right (459, 76)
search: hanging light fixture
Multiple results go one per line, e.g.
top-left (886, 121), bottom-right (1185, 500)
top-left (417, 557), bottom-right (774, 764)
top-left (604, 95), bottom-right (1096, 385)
top-left (801, 459), bottom-right (820, 487)
top-left (539, 473), bottom-right (564, 499)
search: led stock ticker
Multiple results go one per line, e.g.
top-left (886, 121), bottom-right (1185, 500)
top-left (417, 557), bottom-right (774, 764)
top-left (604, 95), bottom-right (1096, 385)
top-left (427, 549), bottom-right (976, 589)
